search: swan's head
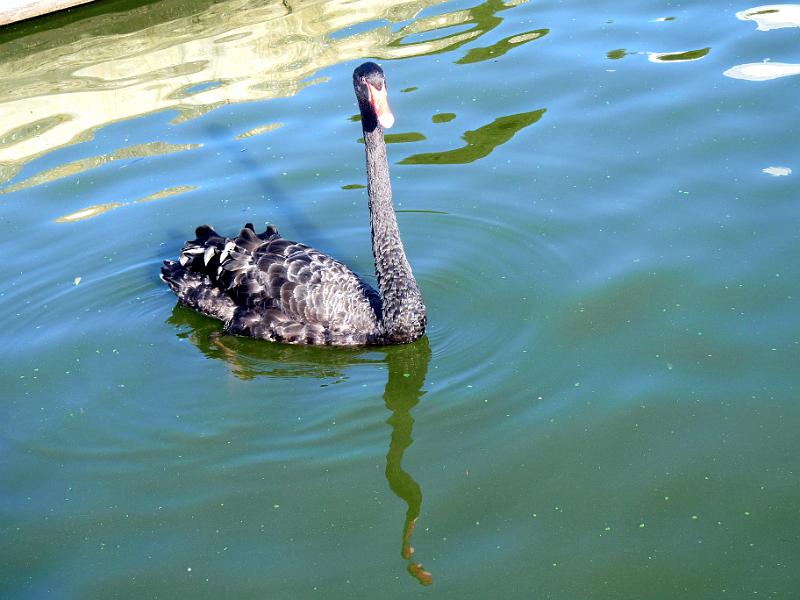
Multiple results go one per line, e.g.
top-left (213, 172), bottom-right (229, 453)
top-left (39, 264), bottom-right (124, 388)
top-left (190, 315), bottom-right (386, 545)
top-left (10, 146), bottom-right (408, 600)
top-left (353, 62), bottom-right (395, 130)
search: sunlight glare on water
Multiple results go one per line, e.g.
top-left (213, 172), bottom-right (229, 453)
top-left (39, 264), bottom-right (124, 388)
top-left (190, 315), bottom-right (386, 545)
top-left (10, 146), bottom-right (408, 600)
top-left (1, 0), bottom-right (798, 598)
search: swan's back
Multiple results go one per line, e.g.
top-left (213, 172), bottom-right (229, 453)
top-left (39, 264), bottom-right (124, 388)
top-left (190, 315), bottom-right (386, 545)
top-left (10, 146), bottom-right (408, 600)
top-left (161, 223), bottom-right (384, 345)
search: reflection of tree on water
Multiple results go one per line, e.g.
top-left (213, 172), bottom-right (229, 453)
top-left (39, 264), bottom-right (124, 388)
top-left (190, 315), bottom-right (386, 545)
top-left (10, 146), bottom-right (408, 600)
top-left (401, 108), bottom-right (546, 165)
top-left (1, 0), bottom-right (538, 180)
top-left (389, 0), bottom-right (526, 60)
top-left (167, 305), bottom-right (433, 584)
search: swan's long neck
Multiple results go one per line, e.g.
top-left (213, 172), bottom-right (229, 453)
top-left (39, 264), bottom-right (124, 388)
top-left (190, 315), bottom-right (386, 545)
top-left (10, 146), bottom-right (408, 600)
top-left (363, 124), bottom-right (426, 343)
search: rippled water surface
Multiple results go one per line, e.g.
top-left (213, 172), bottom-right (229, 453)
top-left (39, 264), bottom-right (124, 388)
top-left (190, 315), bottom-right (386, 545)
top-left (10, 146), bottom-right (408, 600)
top-left (1, 1), bottom-right (799, 597)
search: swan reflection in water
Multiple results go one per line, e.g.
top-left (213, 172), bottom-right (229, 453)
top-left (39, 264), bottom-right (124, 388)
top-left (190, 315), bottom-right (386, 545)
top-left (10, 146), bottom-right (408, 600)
top-left (167, 305), bottom-right (433, 585)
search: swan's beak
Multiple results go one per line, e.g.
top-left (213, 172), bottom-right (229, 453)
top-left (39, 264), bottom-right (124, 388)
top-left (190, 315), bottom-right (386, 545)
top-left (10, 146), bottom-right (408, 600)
top-left (367, 81), bottom-right (394, 129)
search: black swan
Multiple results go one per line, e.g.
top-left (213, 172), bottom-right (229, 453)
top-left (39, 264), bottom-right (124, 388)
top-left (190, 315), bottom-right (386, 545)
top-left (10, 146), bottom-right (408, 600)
top-left (161, 62), bottom-right (426, 346)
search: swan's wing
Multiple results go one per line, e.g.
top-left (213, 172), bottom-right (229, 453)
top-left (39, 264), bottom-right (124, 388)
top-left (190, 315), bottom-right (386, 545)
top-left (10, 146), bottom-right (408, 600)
top-left (164, 223), bottom-right (383, 342)
top-left (246, 240), bottom-right (381, 333)
top-left (213, 226), bottom-right (381, 334)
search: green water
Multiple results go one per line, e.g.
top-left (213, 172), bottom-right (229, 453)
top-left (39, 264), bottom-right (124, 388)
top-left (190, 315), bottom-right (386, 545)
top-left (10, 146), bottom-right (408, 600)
top-left (1, 1), bottom-right (798, 597)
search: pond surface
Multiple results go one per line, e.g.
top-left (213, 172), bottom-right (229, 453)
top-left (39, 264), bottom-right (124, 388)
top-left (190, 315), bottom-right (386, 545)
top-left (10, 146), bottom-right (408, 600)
top-left (1, 0), bottom-right (798, 597)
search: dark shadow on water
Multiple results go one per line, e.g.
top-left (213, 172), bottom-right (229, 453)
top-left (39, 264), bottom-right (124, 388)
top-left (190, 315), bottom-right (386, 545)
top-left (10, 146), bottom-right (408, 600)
top-left (167, 304), bottom-right (434, 585)
top-left (204, 122), bottom-right (341, 257)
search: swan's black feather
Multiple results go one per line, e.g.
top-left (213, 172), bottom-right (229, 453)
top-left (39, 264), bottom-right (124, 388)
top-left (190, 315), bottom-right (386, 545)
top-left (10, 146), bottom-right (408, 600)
top-left (161, 223), bottom-right (384, 345)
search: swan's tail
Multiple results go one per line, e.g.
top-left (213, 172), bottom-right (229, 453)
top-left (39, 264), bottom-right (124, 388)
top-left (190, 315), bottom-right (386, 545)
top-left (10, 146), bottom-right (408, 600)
top-left (160, 223), bottom-right (281, 322)
top-left (160, 259), bottom-right (237, 322)
top-left (176, 223), bottom-right (280, 275)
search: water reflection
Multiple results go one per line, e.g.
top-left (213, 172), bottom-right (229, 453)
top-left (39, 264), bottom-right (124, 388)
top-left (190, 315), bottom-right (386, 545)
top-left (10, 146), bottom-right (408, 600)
top-left (0, 0), bottom-right (532, 185)
top-left (762, 166), bottom-right (792, 176)
top-left (167, 305), bottom-right (434, 585)
top-left (389, 0), bottom-right (527, 60)
top-left (1, 141), bottom-right (199, 195)
top-left (455, 28), bottom-right (548, 64)
top-left (401, 108), bottom-right (545, 165)
top-left (54, 185), bottom-right (197, 223)
top-left (358, 132), bottom-right (427, 144)
top-left (235, 122), bottom-right (284, 140)
top-left (606, 48), bottom-right (632, 60)
top-left (432, 112), bottom-right (456, 123)
top-left (724, 61), bottom-right (800, 81)
top-left (382, 338), bottom-right (434, 585)
top-left (726, 5), bottom-right (800, 81)
top-left (647, 47), bottom-right (710, 63)
top-left (736, 5), bottom-right (800, 30)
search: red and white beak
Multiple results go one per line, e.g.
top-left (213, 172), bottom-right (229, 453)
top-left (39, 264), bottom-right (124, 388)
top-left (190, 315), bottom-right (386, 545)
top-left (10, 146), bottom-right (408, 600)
top-left (367, 81), bottom-right (395, 129)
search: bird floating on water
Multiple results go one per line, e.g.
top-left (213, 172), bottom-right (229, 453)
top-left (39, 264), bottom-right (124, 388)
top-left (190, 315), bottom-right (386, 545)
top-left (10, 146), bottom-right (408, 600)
top-left (161, 62), bottom-right (426, 345)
